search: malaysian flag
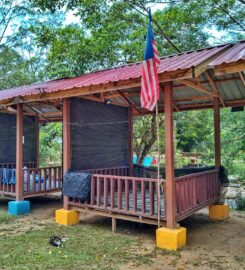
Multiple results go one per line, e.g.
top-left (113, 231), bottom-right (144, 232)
top-left (141, 10), bottom-right (160, 111)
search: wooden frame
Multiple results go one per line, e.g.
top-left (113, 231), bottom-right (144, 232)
top-left (164, 82), bottom-right (176, 229)
top-left (16, 104), bottom-right (23, 201)
top-left (63, 98), bottom-right (71, 210)
top-left (214, 97), bottom-right (221, 168)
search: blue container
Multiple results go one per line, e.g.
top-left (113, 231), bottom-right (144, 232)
top-left (143, 156), bottom-right (153, 167)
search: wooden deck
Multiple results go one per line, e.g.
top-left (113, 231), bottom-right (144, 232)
top-left (65, 166), bottom-right (220, 224)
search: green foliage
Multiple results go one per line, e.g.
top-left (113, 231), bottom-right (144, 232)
top-left (175, 108), bottom-right (245, 176)
top-left (221, 109), bottom-right (245, 170)
top-left (134, 114), bottom-right (164, 164)
top-left (0, 0), bottom-right (64, 86)
top-left (236, 191), bottom-right (245, 210)
top-left (39, 123), bottom-right (62, 166)
top-left (175, 110), bottom-right (213, 153)
top-left (0, 46), bottom-right (35, 90)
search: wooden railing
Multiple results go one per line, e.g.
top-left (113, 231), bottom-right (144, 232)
top-left (68, 174), bottom-right (166, 220)
top-left (0, 165), bottom-right (62, 197)
top-left (82, 166), bottom-right (129, 176)
top-left (0, 162), bottom-right (37, 196)
top-left (0, 162), bottom-right (36, 170)
top-left (23, 166), bottom-right (63, 196)
top-left (175, 169), bottom-right (220, 221)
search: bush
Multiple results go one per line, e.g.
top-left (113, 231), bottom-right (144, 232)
top-left (236, 191), bottom-right (245, 211)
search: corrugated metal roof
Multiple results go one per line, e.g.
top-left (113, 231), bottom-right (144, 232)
top-left (126, 71), bottom-right (245, 110)
top-left (0, 42), bottom-right (230, 102)
top-left (209, 39), bottom-right (245, 66)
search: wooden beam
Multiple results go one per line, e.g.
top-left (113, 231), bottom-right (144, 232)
top-left (133, 99), bottom-right (245, 115)
top-left (126, 77), bottom-right (241, 93)
top-left (117, 91), bottom-right (141, 114)
top-left (174, 95), bottom-right (212, 102)
top-left (63, 98), bottom-right (71, 210)
top-left (164, 82), bottom-right (176, 229)
top-left (177, 79), bottom-right (218, 97)
top-left (24, 104), bottom-right (50, 122)
top-left (128, 106), bottom-right (133, 176)
top-left (239, 71), bottom-right (245, 88)
top-left (16, 104), bottom-right (23, 201)
top-left (205, 71), bottom-right (226, 107)
top-left (80, 95), bottom-right (128, 107)
top-left (160, 86), bottom-right (179, 112)
top-left (70, 206), bottom-right (168, 227)
top-left (193, 45), bottom-right (231, 77)
top-left (214, 61), bottom-right (245, 76)
top-left (35, 115), bottom-right (39, 168)
top-left (112, 217), bottom-right (117, 233)
top-left (214, 97), bottom-right (221, 168)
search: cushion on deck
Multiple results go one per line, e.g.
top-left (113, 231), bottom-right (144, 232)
top-left (63, 171), bottom-right (91, 202)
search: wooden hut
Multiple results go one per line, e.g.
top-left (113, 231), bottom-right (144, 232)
top-left (0, 40), bottom-right (244, 249)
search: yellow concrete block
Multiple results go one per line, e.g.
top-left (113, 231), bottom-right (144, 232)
top-left (156, 227), bottom-right (187, 251)
top-left (55, 209), bottom-right (79, 226)
top-left (209, 204), bottom-right (230, 220)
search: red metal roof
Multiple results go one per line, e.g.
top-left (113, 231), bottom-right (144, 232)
top-left (209, 39), bottom-right (245, 66)
top-left (0, 42), bottom-right (234, 102)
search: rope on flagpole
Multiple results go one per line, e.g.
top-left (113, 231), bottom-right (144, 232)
top-left (155, 101), bottom-right (161, 228)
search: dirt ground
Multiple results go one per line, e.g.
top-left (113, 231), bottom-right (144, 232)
top-left (0, 196), bottom-right (245, 270)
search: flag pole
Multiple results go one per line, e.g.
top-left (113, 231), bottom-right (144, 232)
top-left (155, 100), bottom-right (161, 228)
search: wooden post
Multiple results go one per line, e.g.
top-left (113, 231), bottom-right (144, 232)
top-left (128, 106), bottom-right (133, 176)
top-left (164, 82), bottom-right (176, 229)
top-left (16, 104), bottom-right (23, 201)
top-left (214, 97), bottom-right (221, 168)
top-left (35, 115), bottom-right (39, 168)
top-left (112, 217), bottom-right (117, 233)
top-left (63, 98), bottom-right (71, 210)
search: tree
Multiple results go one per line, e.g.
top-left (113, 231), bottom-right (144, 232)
top-left (134, 114), bottom-right (165, 164)
top-left (0, 0), bottom-right (65, 87)
top-left (39, 122), bottom-right (62, 166)
top-left (0, 46), bottom-right (34, 89)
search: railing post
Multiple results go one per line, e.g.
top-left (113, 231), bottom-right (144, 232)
top-left (35, 115), bottom-right (39, 168)
top-left (164, 82), bottom-right (176, 229)
top-left (214, 97), bottom-right (221, 168)
top-left (16, 104), bottom-right (23, 201)
top-left (63, 98), bottom-right (71, 210)
top-left (128, 106), bottom-right (133, 176)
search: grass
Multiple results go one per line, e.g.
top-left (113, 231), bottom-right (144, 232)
top-left (234, 255), bottom-right (245, 264)
top-left (0, 213), bottom-right (152, 270)
top-left (0, 212), bottom-right (16, 224)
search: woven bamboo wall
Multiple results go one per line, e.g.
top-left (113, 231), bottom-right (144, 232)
top-left (70, 98), bottom-right (129, 170)
top-left (0, 113), bottom-right (37, 164)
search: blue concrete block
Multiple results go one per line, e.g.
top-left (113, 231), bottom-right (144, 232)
top-left (8, 201), bottom-right (30, 216)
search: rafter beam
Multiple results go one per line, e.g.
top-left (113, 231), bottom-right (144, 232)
top-left (79, 94), bottom-right (127, 107)
top-left (133, 99), bottom-right (245, 116)
top-left (239, 71), bottom-right (245, 88)
top-left (117, 91), bottom-right (141, 114)
top-left (176, 79), bottom-right (219, 97)
top-left (24, 104), bottom-right (50, 122)
top-left (205, 71), bottom-right (226, 107)
top-left (174, 95), bottom-right (212, 102)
